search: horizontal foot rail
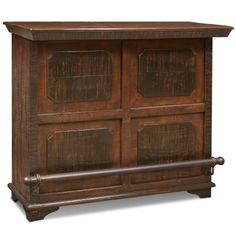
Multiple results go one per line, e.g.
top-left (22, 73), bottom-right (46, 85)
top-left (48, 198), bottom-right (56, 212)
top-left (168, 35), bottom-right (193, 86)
top-left (24, 157), bottom-right (224, 187)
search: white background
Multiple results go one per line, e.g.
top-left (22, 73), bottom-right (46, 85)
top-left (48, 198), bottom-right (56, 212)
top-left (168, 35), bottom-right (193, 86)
top-left (0, 0), bottom-right (235, 235)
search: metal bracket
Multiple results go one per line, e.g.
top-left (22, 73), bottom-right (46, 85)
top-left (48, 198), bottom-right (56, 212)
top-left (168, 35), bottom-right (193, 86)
top-left (25, 174), bottom-right (41, 195)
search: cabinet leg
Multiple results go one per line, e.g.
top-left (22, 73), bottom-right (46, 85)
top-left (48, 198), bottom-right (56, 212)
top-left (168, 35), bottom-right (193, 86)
top-left (187, 188), bottom-right (211, 198)
top-left (24, 207), bottom-right (59, 222)
top-left (11, 192), bottom-right (18, 202)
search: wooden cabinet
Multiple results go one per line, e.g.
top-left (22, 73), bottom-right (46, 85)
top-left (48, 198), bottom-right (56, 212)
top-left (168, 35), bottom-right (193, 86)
top-left (4, 22), bottom-right (233, 221)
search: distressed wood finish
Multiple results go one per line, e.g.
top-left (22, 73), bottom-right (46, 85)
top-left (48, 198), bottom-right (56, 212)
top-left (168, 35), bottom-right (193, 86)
top-left (138, 49), bottom-right (196, 97)
top-left (5, 22), bottom-right (232, 221)
top-left (131, 114), bottom-right (203, 184)
top-left (12, 35), bottom-right (31, 201)
top-left (37, 40), bottom-right (121, 113)
top-left (46, 129), bottom-right (113, 173)
top-left (137, 122), bottom-right (197, 165)
top-left (4, 22), bottom-right (233, 40)
top-left (124, 39), bottom-right (205, 108)
top-left (48, 50), bottom-right (113, 103)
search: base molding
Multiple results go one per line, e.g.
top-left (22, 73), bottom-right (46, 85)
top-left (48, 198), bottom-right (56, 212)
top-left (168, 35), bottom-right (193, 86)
top-left (8, 181), bottom-right (215, 221)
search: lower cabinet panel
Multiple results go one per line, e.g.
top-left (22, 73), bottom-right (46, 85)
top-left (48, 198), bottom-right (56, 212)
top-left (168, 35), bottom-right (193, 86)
top-left (130, 113), bottom-right (204, 184)
top-left (46, 128), bottom-right (113, 173)
top-left (36, 113), bottom-right (204, 196)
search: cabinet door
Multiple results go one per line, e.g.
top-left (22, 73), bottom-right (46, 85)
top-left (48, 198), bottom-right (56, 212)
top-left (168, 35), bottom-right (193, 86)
top-left (123, 39), bottom-right (204, 107)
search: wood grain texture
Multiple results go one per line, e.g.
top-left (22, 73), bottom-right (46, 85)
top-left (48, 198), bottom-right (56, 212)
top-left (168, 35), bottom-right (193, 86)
top-left (131, 114), bottom-right (204, 184)
top-left (12, 35), bottom-right (31, 201)
top-left (204, 39), bottom-right (212, 159)
top-left (124, 39), bottom-right (205, 108)
top-left (47, 128), bottom-right (113, 173)
top-left (37, 103), bottom-right (205, 125)
top-left (48, 50), bottom-right (112, 103)
top-left (138, 49), bottom-right (196, 97)
top-left (38, 120), bottom-right (121, 194)
top-left (137, 122), bottom-right (197, 165)
top-left (130, 103), bottom-right (205, 119)
top-left (38, 40), bottom-right (121, 113)
top-left (28, 39), bottom-right (39, 181)
top-left (4, 22), bottom-right (233, 40)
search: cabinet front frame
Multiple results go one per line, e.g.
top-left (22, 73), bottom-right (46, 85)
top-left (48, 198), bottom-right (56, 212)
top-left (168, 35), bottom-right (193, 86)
top-left (30, 38), bottom-right (211, 200)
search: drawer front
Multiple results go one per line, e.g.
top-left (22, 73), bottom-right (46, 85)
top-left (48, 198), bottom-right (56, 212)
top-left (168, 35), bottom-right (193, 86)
top-left (37, 120), bottom-right (121, 194)
top-left (123, 39), bottom-right (204, 107)
top-left (37, 40), bottom-right (121, 113)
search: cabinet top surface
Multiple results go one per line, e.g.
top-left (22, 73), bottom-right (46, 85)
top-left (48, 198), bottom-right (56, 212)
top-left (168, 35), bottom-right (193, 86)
top-left (4, 21), bottom-right (233, 41)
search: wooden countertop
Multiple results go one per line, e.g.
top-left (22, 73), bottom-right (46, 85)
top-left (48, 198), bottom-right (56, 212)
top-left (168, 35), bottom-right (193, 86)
top-left (4, 21), bottom-right (233, 41)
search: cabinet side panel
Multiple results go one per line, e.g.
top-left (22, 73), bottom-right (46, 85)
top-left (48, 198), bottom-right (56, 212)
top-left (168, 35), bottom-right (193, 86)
top-left (204, 38), bottom-right (212, 159)
top-left (12, 35), bottom-right (31, 200)
top-left (203, 39), bottom-right (212, 183)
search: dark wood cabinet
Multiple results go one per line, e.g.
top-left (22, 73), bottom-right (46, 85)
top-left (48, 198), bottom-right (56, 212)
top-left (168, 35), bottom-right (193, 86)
top-left (4, 22), bottom-right (233, 221)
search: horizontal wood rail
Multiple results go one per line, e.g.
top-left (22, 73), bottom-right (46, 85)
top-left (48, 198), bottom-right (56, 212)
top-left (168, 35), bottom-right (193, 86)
top-left (24, 157), bottom-right (224, 187)
top-left (37, 103), bottom-right (205, 125)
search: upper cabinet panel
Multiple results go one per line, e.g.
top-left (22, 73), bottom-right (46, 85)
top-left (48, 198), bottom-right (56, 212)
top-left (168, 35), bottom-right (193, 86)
top-left (48, 50), bottom-right (113, 103)
top-left (38, 41), bottom-right (121, 113)
top-left (138, 49), bottom-right (196, 97)
top-left (123, 39), bottom-right (205, 107)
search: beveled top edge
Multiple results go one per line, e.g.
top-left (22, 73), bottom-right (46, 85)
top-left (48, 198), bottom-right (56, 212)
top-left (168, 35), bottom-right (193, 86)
top-left (4, 21), bottom-right (234, 31)
top-left (3, 21), bottom-right (234, 41)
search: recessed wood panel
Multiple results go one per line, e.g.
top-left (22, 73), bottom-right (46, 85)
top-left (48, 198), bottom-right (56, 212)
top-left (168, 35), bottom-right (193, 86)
top-left (47, 128), bottom-right (113, 173)
top-left (138, 122), bottom-right (197, 165)
top-left (131, 114), bottom-right (204, 184)
top-left (38, 40), bottom-right (121, 113)
top-left (123, 39), bottom-right (204, 107)
top-left (48, 50), bottom-right (112, 103)
top-left (138, 49), bottom-right (196, 97)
